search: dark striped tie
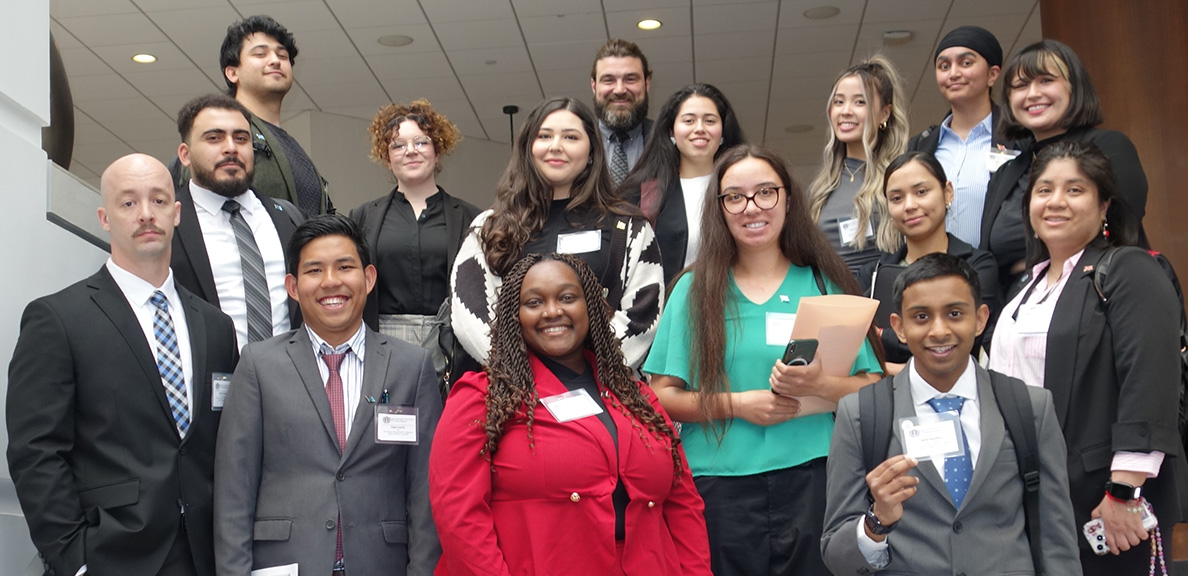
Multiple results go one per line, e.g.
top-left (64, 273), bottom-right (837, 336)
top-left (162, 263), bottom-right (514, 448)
top-left (221, 200), bottom-right (272, 343)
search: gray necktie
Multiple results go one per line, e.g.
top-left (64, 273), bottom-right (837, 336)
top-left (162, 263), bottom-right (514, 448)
top-left (609, 131), bottom-right (629, 185)
top-left (221, 200), bottom-right (272, 343)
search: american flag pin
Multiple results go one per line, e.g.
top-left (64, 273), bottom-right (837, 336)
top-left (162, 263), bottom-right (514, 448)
top-left (1083, 265), bottom-right (1093, 272)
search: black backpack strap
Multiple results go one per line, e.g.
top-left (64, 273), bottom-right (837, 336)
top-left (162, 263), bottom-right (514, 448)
top-left (990, 371), bottom-right (1043, 575)
top-left (604, 217), bottom-right (630, 305)
top-left (811, 265), bottom-right (828, 295)
top-left (859, 377), bottom-right (895, 501)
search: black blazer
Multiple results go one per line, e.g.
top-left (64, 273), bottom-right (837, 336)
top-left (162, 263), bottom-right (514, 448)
top-left (906, 107), bottom-right (1012, 154)
top-left (349, 186), bottom-right (482, 330)
top-left (6, 267), bottom-right (238, 576)
top-left (1032, 245), bottom-right (1187, 568)
top-left (624, 177), bottom-right (690, 285)
top-left (171, 183), bottom-right (304, 328)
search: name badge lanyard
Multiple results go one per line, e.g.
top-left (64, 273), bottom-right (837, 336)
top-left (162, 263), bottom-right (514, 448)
top-left (1011, 263), bottom-right (1058, 322)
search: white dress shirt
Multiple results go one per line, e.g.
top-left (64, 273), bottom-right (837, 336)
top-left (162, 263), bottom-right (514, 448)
top-left (188, 181), bottom-right (290, 350)
top-left (857, 357), bottom-right (980, 565)
top-left (307, 323), bottom-right (367, 438)
top-left (679, 174), bottom-right (711, 268)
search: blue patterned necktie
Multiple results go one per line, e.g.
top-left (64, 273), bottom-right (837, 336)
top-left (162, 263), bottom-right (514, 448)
top-left (150, 291), bottom-right (190, 437)
top-left (926, 395), bottom-right (972, 508)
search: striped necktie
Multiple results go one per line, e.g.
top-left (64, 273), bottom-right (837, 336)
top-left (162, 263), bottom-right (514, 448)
top-left (221, 200), bottom-right (272, 343)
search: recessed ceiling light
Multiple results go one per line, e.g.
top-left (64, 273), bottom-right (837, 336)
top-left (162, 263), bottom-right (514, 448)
top-left (784, 124), bottom-right (814, 134)
top-left (377, 34), bottom-right (414, 47)
top-left (883, 30), bottom-right (913, 46)
top-left (131, 53), bottom-right (156, 64)
top-left (803, 6), bottom-right (841, 19)
top-left (637, 19), bottom-right (662, 30)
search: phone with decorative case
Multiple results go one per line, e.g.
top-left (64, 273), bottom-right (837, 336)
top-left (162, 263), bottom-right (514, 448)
top-left (1082, 498), bottom-right (1157, 555)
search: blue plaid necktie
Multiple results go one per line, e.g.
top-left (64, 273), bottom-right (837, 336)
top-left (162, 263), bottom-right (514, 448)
top-left (150, 291), bottom-right (190, 436)
top-left (926, 395), bottom-right (972, 508)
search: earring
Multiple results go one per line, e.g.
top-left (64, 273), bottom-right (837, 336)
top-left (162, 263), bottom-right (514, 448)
top-left (670, 136), bottom-right (677, 145)
top-left (720, 138), bottom-right (725, 146)
top-left (945, 201), bottom-right (952, 210)
top-left (1102, 220), bottom-right (1110, 238)
top-left (880, 120), bottom-right (888, 131)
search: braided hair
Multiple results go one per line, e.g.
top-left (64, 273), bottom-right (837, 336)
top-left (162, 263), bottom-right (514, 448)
top-left (483, 252), bottom-right (684, 480)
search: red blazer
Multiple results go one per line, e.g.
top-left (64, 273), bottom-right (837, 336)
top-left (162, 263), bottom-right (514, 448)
top-left (429, 352), bottom-right (712, 576)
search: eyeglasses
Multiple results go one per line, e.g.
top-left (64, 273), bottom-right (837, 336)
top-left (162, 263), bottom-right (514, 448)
top-left (390, 137), bottom-right (433, 155)
top-left (718, 187), bottom-right (783, 214)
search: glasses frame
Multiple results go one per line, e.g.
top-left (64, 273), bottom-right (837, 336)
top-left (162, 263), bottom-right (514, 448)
top-left (389, 137), bottom-right (434, 156)
top-left (718, 186), bottom-right (784, 214)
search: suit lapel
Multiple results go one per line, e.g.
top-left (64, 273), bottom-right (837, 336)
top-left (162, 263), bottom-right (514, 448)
top-left (90, 268), bottom-right (180, 440)
top-left (531, 355), bottom-right (617, 473)
top-left (965, 368), bottom-right (1004, 510)
top-left (254, 190), bottom-right (303, 328)
top-left (891, 370), bottom-right (950, 506)
top-left (342, 330), bottom-right (389, 463)
top-left (287, 330), bottom-right (341, 451)
top-left (175, 185), bottom-right (219, 304)
top-left (1044, 247), bottom-right (1105, 425)
top-left (181, 289), bottom-right (209, 438)
top-left (442, 190), bottom-right (466, 266)
top-left (360, 195), bottom-right (392, 329)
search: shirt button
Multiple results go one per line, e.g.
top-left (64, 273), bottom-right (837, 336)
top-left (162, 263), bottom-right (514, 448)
top-left (647, 501), bottom-right (655, 508)
top-left (325, 520), bottom-right (336, 530)
top-left (570, 492), bottom-right (581, 502)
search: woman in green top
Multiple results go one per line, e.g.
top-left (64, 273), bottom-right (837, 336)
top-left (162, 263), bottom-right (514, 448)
top-left (645, 145), bottom-right (884, 575)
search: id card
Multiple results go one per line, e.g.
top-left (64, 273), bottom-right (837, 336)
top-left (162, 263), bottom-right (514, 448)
top-left (898, 411), bottom-right (965, 462)
top-left (540, 389), bottom-right (603, 423)
top-left (986, 148), bottom-right (1020, 172)
top-left (211, 373), bottom-right (232, 411)
top-left (556, 230), bottom-right (601, 254)
top-left (374, 406), bottom-right (419, 444)
top-left (765, 312), bottom-right (797, 346)
top-left (1014, 302), bottom-right (1054, 335)
top-left (838, 217), bottom-right (873, 245)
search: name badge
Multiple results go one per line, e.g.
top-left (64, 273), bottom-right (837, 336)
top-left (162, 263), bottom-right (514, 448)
top-left (1015, 302), bottom-right (1054, 335)
top-left (837, 217), bottom-right (873, 245)
top-left (986, 148), bottom-right (1020, 173)
top-left (899, 411), bottom-right (965, 462)
top-left (375, 406), bottom-right (419, 444)
top-left (540, 389), bottom-right (604, 423)
top-left (556, 230), bottom-right (602, 254)
top-left (765, 312), bottom-right (797, 346)
top-left (211, 373), bottom-right (232, 411)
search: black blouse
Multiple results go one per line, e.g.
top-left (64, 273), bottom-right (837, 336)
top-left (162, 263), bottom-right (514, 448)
top-left (376, 189), bottom-right (449, 316)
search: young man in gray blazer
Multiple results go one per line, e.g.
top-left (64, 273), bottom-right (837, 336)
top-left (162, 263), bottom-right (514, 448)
top-left (214, 214), bottom-right (441, 575)
top-left (821, 254), bottom-right (1080, 575)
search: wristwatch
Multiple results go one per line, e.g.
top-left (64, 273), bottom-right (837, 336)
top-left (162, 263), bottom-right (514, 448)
top-left (1104, 480), bottom-right (1142, 501)
top-left (864, 503), bottom-right (896, 535)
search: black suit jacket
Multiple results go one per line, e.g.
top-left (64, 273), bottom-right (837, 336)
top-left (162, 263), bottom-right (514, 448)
top-left (349, 186), bottom-right (482, 330)
top-left (171, 183), bottom-right (304, 328)
top-left (6, 267), bottom-right (238, 576)
top-left (1034, 245), bottom-right (1187, 569)
top-left (625, 177), bottom-right (689, 285)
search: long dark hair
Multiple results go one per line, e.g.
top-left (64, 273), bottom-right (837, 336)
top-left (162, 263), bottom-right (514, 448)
top-left (483, 253), bottom-right (683, 479)
top-left (1023, 140), bottom-right (1139, 266)
top-left (480, 97), bottom-right (639, 276)
top-left (688, 145), bottom-right (873, 438)
top-left (619, 83), bottom-right (745, 222)
top-left (999, 40), bottom-right (1103, 142)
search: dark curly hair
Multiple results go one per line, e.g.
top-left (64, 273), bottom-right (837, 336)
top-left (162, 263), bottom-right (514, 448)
top-left (368, 98), bottom-right (462, 174)
top-left (219, 15), bottom-right (298, 96)
top-left (482, 253), bottom-right (683, 481)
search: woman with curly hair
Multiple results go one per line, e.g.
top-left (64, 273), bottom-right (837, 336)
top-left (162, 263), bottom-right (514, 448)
top-left (645, 145), bottom-right (883, 575)
top-left (350, 99), bottom-right (481, 378)
top-left (430, 253), bottom-right (712, 575)
top-left (619, 83), bottom-right (745, 284)
top-left (449, 96), bottom-right (663, 370)
top-left (807, 55), bottom-right (909, 276)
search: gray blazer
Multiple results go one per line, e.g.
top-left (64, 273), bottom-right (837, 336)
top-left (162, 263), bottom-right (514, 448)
top-left (213, 326), bottom-right (442, 575)
top-left (821, 366), bottom-right (1081, 575)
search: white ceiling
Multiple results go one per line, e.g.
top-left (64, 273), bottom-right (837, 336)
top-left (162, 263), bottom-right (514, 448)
top-left (50, 0), bottom-right (1042, 186)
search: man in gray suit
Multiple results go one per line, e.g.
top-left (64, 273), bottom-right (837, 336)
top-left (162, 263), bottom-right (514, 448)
top-left (821, 254), bottom-right (1080, 575)
top-left (214, 214), bottom-right (441, 575)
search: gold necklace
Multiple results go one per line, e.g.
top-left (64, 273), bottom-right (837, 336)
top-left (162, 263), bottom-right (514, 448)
top-left (843, 160), bottom-right (865, 183)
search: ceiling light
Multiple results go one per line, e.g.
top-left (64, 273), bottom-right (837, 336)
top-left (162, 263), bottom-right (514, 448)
top-left (784, 124), bottom-right (813, 134)
top-left (377, 34), bottom-right (414, 47)
top-left (803, 6), bottom-right (841, 19)
top-left (883, 30), bottom-right (913, 46)
top-left (637, 19), bottom-right (662, 30)
top-left (131, 53), bottom-right (156, 64)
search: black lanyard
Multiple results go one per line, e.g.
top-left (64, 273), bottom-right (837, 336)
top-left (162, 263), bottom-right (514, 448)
top-left (1011, 263), bottom-right (1055, 322)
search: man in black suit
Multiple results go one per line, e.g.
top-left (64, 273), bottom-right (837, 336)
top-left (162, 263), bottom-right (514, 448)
top-left (172, 93), bottom-right (303, 350)
top-left (590, 38), bottom-right (654, 184)
top-left (6, 154), bottom-right (239, 576)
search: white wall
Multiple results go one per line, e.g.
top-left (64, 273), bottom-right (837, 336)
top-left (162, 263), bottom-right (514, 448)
top-left (1, 2), bottom-right (109, 573)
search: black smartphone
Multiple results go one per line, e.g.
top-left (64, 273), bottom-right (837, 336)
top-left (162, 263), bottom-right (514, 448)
top-left (782, 338), bottom-right (819, 366)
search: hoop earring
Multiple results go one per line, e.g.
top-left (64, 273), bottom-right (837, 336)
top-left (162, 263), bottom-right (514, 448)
top-left (879, 120), bottom-right (888, 131)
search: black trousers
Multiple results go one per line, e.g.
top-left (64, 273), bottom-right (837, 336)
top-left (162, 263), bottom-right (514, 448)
top-left (694, 457), bottom-right (829, 576)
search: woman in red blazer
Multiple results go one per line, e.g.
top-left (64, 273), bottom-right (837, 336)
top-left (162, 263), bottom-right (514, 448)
top-left (429, 252), bottom-right (711, 576)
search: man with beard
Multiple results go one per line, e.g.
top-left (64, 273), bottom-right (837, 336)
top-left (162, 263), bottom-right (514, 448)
top-left (590, 38), bottom-right (654, 184)
top-left (172, 93), bottom-right (304, 351)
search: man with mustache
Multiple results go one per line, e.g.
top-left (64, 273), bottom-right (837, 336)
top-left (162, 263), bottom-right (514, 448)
top-left (590, 38), bottom-right (654, 184)
top-left (172, 93), bottom-right (304, 351)
top-left (7, 154), bottom-right (238, 576)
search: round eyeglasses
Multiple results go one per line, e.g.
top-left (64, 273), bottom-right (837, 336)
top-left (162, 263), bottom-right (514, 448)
top-left (390, 137), bottom-right (433, 156)
top-left (718, 186), bottom-right (783, 214)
